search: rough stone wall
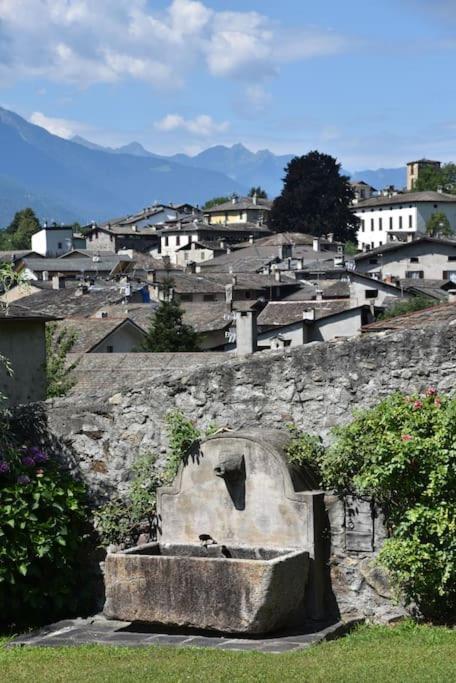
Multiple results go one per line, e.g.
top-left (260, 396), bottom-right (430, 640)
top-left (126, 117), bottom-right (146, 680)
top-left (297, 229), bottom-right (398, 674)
top-left (38, 322), bottom-right (456, 623)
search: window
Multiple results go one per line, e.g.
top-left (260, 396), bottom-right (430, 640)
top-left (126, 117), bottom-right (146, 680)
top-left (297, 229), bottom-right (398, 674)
top-left (409, 215), bottom-right (413, 228)
top-left (176, 235), bottom-right (181, 246)
top-left (379, 218), bottom-right (383, 231)
top-left (370, 219), bottom-right (374, 231)
top-left (405, 271), bottom-right (424, 279)
top-left (107, 345), bottom-right (114, 353)
top-left (179, 293), bottom-right (193, 301)
top-left (443, 271), bottom-right (456, 283)
top-left (369, 258), bottom-right (378, 265)
top-left (365, 289), bottom-right (378, 299)
top-left (203, 294), bottom-right (216, 302)
top-left (410, 257), bottom-right (419, 263)
top-left (399, 216), bottom-right (403, 229)
top-left (164, 236), bottom-right (169, 246)
top-left (389, 217), bottom-right (393, 230)
top-left (58, 242), bottom-right (62, 249)
top-left (448, 256), bottom-right (456, 262)
top-left (361, 220), bottom-right (365, 232)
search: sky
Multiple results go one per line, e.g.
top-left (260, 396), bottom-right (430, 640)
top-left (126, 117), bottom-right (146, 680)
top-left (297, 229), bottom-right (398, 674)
top-left (0, 0), bottom-right (456, 170)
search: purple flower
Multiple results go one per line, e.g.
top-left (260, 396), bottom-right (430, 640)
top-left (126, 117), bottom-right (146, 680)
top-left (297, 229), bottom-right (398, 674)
top-left (17, 474), bottom-right (30, 485)
top-left (21, 456), bottom-right (36, 468)
top-left (33, 451), bottom-right (49, 464)
top-left (0, 461), bottom-right (10, 475)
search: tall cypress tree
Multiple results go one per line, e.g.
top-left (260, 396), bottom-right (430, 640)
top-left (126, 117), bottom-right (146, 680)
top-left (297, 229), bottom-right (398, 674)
top-left (270, 151), bottom-right (358, 241)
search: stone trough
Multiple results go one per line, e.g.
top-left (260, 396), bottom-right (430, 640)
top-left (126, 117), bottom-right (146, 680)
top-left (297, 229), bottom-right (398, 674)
top-left (104, 430), bottom-right (326, 635)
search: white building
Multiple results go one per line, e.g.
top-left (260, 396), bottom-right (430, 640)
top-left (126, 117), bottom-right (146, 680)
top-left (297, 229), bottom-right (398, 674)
top-left (31, 226), bottom-right (74, 257)
top-left (354, 191), bottom-right (456, 250)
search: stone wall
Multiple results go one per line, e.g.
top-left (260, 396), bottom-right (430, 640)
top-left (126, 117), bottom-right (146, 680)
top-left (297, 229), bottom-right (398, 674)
top-left (29, 322), bottom-right (456, 623)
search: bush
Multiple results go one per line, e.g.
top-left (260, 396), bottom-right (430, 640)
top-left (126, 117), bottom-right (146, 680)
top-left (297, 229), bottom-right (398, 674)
top-left (378, 296), bottom-right (437, 321)
top-left (94, 453), bottom-right (161, 548)
top-left (322, 390), bottom-right (455, 621)
top-left (0, 441), bottom-right (91, 628)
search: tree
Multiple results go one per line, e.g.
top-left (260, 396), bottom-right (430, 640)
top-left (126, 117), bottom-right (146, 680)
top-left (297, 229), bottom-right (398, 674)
top-left (426, 212), bottom-right (453, 238)
top-left (248, 186), bottom-right (268, 199)
top-left (270, 151), bottom-right (359, 241)
top-left (413, 163), bottom-right (456, 194)
top-left (46, 323), bottom-right (79, 398)
top-left (140, 294), bottom-right (199, 353)
top-left (5, 208), bottom-right (41, 249)
top-left (202, 196), bottom-right (231, 210)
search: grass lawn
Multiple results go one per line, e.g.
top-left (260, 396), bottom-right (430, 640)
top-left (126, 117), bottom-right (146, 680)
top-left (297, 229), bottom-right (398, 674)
top-left (1, 623), bottom-right (455, 683)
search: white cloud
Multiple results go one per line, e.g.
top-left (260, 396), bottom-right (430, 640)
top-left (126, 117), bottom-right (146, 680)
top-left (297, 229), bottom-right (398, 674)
top-left (30, 111), bottom-right (78, 138)
top-left (0, 0), bottom-right (350, 88)
top-left (155, 114), bottom-right (229, 137)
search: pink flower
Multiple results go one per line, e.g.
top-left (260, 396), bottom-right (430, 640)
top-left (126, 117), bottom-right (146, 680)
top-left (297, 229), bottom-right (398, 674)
top-left (426, 387), bottom-right (437, 397)
top-left (401, 434), bottom-right (413, 442)
top-left (413, 400), bottom-right (423, 410)
top-left (434, 398), bottom-right (442, 408)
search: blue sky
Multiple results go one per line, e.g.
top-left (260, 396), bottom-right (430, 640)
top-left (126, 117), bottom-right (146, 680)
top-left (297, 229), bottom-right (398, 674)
top-left (0, 0), bottom-right (455, 169)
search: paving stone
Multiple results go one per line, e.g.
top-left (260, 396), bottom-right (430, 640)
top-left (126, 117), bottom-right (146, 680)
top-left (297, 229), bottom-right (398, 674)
top-left (258, 641), bottom-right (303, 653)
top-left (180, 636), bottom-right (230, 649)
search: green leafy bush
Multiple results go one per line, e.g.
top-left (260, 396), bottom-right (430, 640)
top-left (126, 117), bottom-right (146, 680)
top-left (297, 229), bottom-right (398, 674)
top-left (378, 296), bottom-right (437, 321)
top-left (285, 424), bottom-right (324, 485)
top-left (0, 441), bottom-right (91, 628)
top-left (163, 410), bottom-right (201, 483)
top-left (323, 390), bottom-right (455, 621)
top-left (94, 453), bottom-right (161, 547)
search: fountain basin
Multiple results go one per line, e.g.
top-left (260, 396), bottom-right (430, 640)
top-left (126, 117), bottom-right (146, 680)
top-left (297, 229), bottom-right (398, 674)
top-left (104, 543), bottom-right (309, 634)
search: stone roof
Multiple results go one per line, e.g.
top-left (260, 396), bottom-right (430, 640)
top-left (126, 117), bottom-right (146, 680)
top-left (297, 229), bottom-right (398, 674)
top-left (236, 232), bottom-right (336, 248)
top-left (257, 300), bottom-right (355, 327)
top-left (0, 250), bottom-right (40, 263)
top-left (56, 317), bottom-right (145, 353)
top-left (20, 256), bottom-right (132, 274)
top-left (353, 236), bottom-right (456, 261)
top-left (16, 281), bottom-right (139, 318)
top-left (159, 221), bottom-right (271, 236)
top-left (0, 303), bottom-right (58, 321)
top-left (354, 190), bottom-right (456, 210)
top-left (66, 352), bottom-right (228, 396)
top-left (362, 302), bottom-right (456, 332)
top-left (150, 270), bottom-right (294, 294)
top-left (205, 197), bottom-right (272, 213)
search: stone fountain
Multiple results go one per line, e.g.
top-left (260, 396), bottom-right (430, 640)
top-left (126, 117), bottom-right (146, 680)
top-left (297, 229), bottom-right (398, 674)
top-left (104, 430), bottom-right (326, 634)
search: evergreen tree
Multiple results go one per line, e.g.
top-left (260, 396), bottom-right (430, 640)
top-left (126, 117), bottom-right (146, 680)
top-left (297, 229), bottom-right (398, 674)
top-left (248, 186), bottom-right (268, 199)
top-left (202, 196), bottom-right (231, 210)
top-left (270, 151), bottom-right (358, 241)
top-left (141, 290), bottom-right (199, 352)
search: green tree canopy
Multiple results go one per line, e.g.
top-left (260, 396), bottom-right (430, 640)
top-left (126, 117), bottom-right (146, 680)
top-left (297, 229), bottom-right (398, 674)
top-left (202, 196), bottom-right (231, 210)
top-left (426, 212), bottom-right (453, 238)
top-left (141, 290), bottom-right (199, 353)
top-left (248, 186), bottom-right (268, 199)
top-left (413, 163), bottom-right (456, 194)
top-left (3, 208), bottom-right (41, 249)
top-left (270, 151), bottom-right (358, 241)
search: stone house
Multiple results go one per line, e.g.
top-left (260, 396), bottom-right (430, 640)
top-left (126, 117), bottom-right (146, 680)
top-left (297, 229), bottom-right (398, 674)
top-left (352, 236), bottom-right (456, 282)
top-left (0, 304), bottom-right (57, 406)
top-left (31, 225), bottom-right (74, 257)
top-left (174, 240), bottom-right (226, 267)
top-left (57, 317), bottom-right (147, 353)
top-left (16, 254), bottom-right (133, 281)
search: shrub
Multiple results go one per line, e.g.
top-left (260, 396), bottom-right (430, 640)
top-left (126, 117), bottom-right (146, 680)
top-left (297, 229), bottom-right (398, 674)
top-left (0, 441), bottom-right (91, 628)
top-left (94, 453), bottom-right (161, 548)
top-left (322, 390), bottom-right (456, 621)
top-left (378, 296), bottom-right (437, 321)
top-left (285, 424), bottom-right (324, 485)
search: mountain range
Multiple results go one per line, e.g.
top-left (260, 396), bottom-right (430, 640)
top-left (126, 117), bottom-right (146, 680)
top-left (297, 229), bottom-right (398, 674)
top-left (0, 106), bottom-right (406, 227)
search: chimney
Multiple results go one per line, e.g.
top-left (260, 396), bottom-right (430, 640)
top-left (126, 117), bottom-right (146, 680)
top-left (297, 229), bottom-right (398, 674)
top-left (227, 245), bottom-right (232, 254)
top-left (225, 283), bottom-right (233, 304)
top-left (315, 289), bottom-right (323, 302)
top-left (220, 239), bottom-right (226, 249)
top-left (274, 270), bottom-right (281, 282)
top-left (302, 309), bottom-right (316, 321)
top-left (147, 271), bottom-right (156, 283)
top-left (52, 274), bottom-right (64, 290)
top-left (252, 193), bottom-right (257, 205)
top-left (231, 274), bottom-right (237, 286)
top-left (295, 257), bottom-right (304, 270)
top-left (327, 233), bottom-right (334, 243)
top-left (333, 254), bottom-right (345, 268)
top-left (249, 234), bottom-right (254, 244)
top-left (448, 289), bottom-right (456, 303)
top-left (279, 244), bottom-right (292, 259)
top-left (96, 310), bottom-right (109, 319)
top-left (235, 309), bottom-right (257, 355)
top-left (42, 270), bottom-right (49, 281)
top-left (313, 237), bottom-right (320, 252)
top-left (131, 224), bottom-right (137, 232)
top-left (185, 261), bottom-right (196, 273)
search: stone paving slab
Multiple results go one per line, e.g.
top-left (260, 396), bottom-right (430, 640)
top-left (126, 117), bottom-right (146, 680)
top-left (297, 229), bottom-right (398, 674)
top-left (9, 615), bottom-right (361, 654)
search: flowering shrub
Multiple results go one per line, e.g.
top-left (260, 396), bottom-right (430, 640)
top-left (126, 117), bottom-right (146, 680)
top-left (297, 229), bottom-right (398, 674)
top-left (322, 390), bottom-right (455, 621)
top-left (0, 442), bottom-right (90, 628)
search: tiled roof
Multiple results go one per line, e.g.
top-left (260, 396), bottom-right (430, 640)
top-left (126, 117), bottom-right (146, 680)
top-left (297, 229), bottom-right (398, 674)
top-left (205, 197), bottom-right (272, 212)
top-left (16, 282), bottom-right (138, 318)
top-left (362, 302), bottom-right (456, 332)
top-left (0, 303), bottom-right (58, 321)
top-left (257, 300), bottom-right (355, 327)
top-left (56, 317), bottom-right (145, 353)
top-left (354, 191), bottom-right (456, 209)
top-left (353, 236), bottom-right (456, 261)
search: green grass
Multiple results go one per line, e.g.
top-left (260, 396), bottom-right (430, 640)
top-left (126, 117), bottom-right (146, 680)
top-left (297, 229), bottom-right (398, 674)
top-left (1, 623), bottom-right (455, 683)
